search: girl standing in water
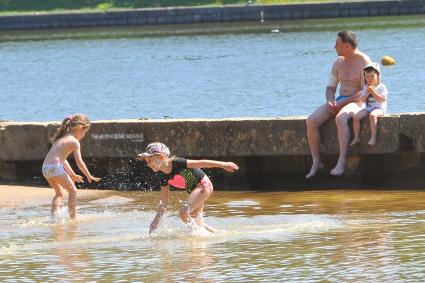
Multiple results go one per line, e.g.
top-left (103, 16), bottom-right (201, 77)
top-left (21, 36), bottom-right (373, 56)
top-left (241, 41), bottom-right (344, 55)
top-left (137, 142), bottom-right (238, 235)
top-left (42, 114), bottom-right (101, 220)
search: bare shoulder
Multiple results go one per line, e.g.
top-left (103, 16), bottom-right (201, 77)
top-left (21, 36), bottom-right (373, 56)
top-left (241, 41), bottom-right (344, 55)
top-left (334, 56), bottom-right (345, 65)
top-left (63, 135), bottom-right (80, 148)
top-left (331, 56), bottom-right (345, 72)
top-left (355, 50), bottom-right (372, 64)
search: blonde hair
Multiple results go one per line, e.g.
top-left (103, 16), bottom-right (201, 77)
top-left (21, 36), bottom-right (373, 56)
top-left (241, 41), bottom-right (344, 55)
top-left (52, 113), bottom-right (90, 143)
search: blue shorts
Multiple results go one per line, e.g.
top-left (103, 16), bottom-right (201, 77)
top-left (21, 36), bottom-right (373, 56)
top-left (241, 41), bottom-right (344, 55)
top-left (335, 95), bottom-right (350, 103)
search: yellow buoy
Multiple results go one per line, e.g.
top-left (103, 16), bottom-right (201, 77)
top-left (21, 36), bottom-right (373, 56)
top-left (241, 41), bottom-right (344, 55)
top-left (381, 56), bottom-right (396, 66)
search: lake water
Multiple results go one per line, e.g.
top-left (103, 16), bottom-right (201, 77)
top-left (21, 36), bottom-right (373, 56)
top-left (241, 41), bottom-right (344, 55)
top-left (1, 15), bottom-right (425, 122)
top-left (1, 189), bottom-right (424, 281)
top-left (1, 16), bottom-right (424, 282)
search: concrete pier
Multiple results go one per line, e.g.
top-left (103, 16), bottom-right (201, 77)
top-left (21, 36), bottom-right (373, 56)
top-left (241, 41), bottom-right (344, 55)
top-left (1, 114), bottom-right (424, 190)
top-left (0, 1), bottom-right (424, 30)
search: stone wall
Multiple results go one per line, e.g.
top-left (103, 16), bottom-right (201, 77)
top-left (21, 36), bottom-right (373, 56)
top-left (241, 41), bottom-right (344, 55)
top-left (1, 114), bottom-right (424, 190)
top-left (0, 1), bottom-right (424, 30)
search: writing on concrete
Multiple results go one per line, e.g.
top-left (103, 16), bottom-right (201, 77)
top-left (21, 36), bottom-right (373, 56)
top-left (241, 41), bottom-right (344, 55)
top-left (91, 133), bottom-right (144, 143)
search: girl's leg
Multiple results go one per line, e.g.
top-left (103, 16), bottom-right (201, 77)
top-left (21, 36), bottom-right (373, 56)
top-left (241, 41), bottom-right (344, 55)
top-left (350, 109), bottom-right (368, 146)
top-left (180, 177), bottom-right (214, 232)
top-left (46, 177), bottom-right (64, 218)
top-left (55, 174), bottom-right (78, 220)
top-left (193, 205), bottom-right (217, 233)
top-left (368, 109), bottom-right (385, 145)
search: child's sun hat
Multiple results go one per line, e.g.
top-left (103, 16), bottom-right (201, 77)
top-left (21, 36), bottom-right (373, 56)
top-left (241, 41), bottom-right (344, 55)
top-left (139, 142), bottom-right (170, 159)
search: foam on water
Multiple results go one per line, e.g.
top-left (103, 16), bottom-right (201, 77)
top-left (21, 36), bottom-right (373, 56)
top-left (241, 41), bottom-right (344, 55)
top-left (217, 214), bottom-right (343, 241)
top-left (88, 195), bottom-right (134, 205)
top-left (224, 200), bottom-right (260, 207)
top-left (17, 212), bottom-right (140, 230)
top-left (0, 232), bottom-right (149, 256)
top-left (148, 213), bottom-right (344, 244)
top-left (11, 203), bottom-right (344, 235)
top-left (4, 213), bottom-right (344, 258)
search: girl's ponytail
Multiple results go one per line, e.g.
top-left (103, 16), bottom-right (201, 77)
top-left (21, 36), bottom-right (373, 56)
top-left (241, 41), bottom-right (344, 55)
top-left (51, 114), bottom-right (90, 143)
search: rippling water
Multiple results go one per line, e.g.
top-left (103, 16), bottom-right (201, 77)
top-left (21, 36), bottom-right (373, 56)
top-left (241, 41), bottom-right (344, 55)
top-left (1, 16), bottom-right (425, 122)
top-left (1, 190), bottom-right (424, 281)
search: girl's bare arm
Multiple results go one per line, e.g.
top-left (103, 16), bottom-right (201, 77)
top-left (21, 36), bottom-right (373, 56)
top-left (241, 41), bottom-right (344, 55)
top-left (187, 160), bottom-right (239, 172)
top-left (72, 140), bottom-right (100, 183)
top-left (149, 185), bottom-right (169, 234)
top-left (63, 160), bottom-right (84, 183)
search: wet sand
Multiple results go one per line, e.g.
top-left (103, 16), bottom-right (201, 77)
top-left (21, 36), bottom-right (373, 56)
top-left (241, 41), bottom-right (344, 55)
top-left (0, 185), bottom-right (112, 208)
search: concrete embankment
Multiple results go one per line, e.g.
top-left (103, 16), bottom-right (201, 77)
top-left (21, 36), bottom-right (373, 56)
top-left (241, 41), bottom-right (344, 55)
top-left (1, 114), bottom-right (424, 190)
top-left (0, 1), bottom-right (424, 30)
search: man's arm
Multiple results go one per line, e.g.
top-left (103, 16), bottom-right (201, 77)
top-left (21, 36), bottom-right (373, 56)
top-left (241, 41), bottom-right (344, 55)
top-left (326, 86), bottom-right (337, 103)
top-left (326, 62), bottom-right (339, 103)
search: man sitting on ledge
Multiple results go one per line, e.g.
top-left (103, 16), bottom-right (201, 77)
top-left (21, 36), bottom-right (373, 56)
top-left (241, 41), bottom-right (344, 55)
top-left (306, 30), bottom-right (371, 178)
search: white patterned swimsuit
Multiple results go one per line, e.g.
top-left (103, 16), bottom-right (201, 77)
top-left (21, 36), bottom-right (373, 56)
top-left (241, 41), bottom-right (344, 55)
top-left (42, 163), bottom-right (67, 178)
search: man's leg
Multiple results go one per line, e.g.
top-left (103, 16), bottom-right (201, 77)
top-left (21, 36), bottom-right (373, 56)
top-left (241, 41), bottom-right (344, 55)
top-left (331, 103), bottom-right (362, 176)
top-left (306, 103), bottom-right (333, 178)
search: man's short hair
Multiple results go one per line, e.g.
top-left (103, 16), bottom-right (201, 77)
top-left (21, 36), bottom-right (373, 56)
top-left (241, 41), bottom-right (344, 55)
top-left (337, 31), bottom-right (358, 49)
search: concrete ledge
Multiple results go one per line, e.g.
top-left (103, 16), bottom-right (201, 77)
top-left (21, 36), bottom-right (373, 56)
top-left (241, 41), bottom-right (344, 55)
top-left (0, 1), bottom-right (424, 30)
top-left (0, 115), bottom-right (412, 160)
top-left (1, 114), bottom-right (425, 190)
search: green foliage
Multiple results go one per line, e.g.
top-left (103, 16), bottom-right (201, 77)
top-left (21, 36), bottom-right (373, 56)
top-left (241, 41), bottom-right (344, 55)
top-left (97, 2), bottom-right (113, 11)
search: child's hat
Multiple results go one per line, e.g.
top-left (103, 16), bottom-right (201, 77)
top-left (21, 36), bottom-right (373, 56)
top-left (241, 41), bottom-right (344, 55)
top-left (140, 142), bottom-right (170, 158)
top-left (364, 62), bottom-right (381, 75)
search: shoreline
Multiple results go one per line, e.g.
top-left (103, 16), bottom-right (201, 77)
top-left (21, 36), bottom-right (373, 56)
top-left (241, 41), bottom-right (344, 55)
top-left (0, 184), bottom-right (113, 208)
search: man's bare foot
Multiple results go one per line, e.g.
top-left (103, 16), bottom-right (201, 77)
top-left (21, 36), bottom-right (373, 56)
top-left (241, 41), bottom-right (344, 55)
top-left (306, 162), bottom-right (324, 179)
top-left (330, 159), bottom-right (346, 176)
top-left (350, 137), bottom-right (361, 147)
top-left (368, 136), bottom-right (377, 146)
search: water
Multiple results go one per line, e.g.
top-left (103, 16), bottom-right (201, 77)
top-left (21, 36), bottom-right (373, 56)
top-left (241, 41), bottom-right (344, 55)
top-left (1, 189), bottom-right (424, 281)
top-left (1, 16), bottom-right (425, 122)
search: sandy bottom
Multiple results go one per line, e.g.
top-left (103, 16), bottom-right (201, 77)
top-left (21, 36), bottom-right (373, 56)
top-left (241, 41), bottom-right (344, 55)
top-left (0, 184), bottom-right (113, 208)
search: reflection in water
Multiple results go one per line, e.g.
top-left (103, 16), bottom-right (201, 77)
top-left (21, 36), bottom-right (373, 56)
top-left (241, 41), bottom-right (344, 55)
top-left (150, 239), bottom-right (218, 282)
top-left (50, 223), bottom-right (93, 282)
top-left (0, 190), bottom-right (425, 281)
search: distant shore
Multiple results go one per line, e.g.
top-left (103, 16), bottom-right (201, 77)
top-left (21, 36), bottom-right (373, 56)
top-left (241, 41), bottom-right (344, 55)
top-left (0, 0), bottom-right (424, 31)
top-left (0, 1), bottom-right (344, 14)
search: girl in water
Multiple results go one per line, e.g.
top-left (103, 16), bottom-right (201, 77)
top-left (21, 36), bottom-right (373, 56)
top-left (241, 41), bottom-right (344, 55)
top-left (42, 114), bottom-right (101, 220)
top-left (137, 142), bottom-right (239, 235)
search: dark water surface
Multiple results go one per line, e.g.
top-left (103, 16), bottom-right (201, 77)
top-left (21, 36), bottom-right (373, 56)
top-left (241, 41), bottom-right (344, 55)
top-left (1, 189), bottom-right (424, 282)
